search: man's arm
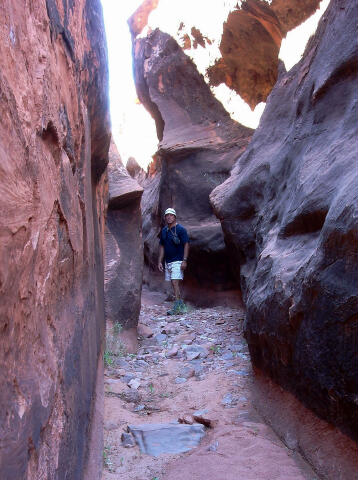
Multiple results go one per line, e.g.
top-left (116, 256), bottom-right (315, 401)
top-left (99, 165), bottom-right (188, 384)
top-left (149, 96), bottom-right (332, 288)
top-left (158, 245), bottom-right (164, 272)
top-left (181, 242), bottom-right (189, 270)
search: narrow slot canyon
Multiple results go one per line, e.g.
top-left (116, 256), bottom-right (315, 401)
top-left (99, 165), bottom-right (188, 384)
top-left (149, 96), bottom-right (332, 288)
top-left (0, 1), bottom-right (357, 480)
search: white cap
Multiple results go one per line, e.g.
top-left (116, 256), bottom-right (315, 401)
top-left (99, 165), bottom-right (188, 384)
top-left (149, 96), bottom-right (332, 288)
top-left (164, 208), bottom-right (176, 217)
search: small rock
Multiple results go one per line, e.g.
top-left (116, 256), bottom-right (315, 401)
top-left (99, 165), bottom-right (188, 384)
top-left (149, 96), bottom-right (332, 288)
top-left (161, 324), bottom-right (179, 335)
top-left (121, 389), bottom-right (141, 403)
top-left (115, 358), bottom-right (130, 369)
top-left (183, 345), bottom-right (208, 361)
top-left (166, 317), bottom-right (178, 323)
top-left (128, 378), bottom-right (141, 389)
top-left (121, 432), bottom-right (136, 448)
top-left (137, 323), bottom-right (154, 338)
top-left (178, 414), bottom-right (194, 425)
top-left (133, 404), bottom-right (145, 412)
top-left (166, 346), bottom-right (179, 358)
top-left (222, 352), bottom-right (233, 360)
top-left (178, 366), bottom-right (195, 379)
top-left (133, 359), bottom-right (149, 370)
top-left (193, 409), bottom-right (212, 428)
top-left (175, 377), bottom-right (187, 384)
top-left (208, 440), bottom-right (219, 452)
top-left (221, 393), bottom-right (238, 407)
top-left (154, 333), bottom-right (167, 344)
top-left (121, 374), bottom-right (135, 384)
top-left (215, 318), bottom-right (226, 325)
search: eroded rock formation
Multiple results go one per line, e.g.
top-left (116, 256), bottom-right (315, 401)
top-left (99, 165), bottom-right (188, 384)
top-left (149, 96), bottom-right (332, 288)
top-left (105, 142), bottom-right (143, 350)
top-left (0, 1), bottom-right (110, 478)
top-left (210, 0), bottom-right (358, 440)
top-left (133, 29), bottom-right (253, 305)
top-left (207, 0), bottom-right (321, 108)
top-left (128, 0), bottom-right (159, 38)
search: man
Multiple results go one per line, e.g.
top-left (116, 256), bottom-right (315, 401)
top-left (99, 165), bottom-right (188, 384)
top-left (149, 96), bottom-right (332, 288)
top-left (158, 208), bottom-right (189, 315)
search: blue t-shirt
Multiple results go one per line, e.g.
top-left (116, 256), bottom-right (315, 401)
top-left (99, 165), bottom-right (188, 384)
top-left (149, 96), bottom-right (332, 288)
top-left (159, 223), bottom-right (189, 263)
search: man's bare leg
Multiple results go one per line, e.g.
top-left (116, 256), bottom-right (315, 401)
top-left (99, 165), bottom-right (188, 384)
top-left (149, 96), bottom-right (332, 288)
top-left (171, 280), bottom-right (181, 300)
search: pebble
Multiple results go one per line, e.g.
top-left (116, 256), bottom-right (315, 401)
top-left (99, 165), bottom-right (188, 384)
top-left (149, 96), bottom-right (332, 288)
top-left (115, 358), bottom-right (130, 369)
top-left (133, 404), bottom-right (145, 412)
top-left (208, 440), bottom-right (219, 452)
top-left (128, 378), bottom-right (141, 389)
top-left (183, 345), bottom-right (208, 361)
top-left (122, 374), bottom-right (135, 384)
top-left (222, 393), bottom-right (237, 407)
top-left (154, 333), bottom-right (167, 344)
top-left (133, 359), bottom-right (149, 370)
top-left (121, 432), bottom-right (136, 448)
top-left (178, 414), bottom-right (194, 425)
top-left (175, 377), bottom-right (187, 384)
top-left (121, 389), bottom-right (141, 403)
top-left (222, 352), bottom-right (233, 360)
top-left (137, 323), bottom-right (154, 338)
top-left (161, 324), bottom-right (180, 335)
top-left (178, 366), bottom-right (195, 379)
top-left (166, 346), bottom-right (179, 358)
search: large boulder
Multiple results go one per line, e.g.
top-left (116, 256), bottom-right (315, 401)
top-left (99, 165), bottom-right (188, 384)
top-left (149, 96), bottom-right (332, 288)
top-left (210, 0), bottom-right (358, 440)
top-left (132, 29), bottom-right (253, 305)
top-left (105, 142), bottom-right (143, 351)
top-left (0, 1), bottom-right (110, 478)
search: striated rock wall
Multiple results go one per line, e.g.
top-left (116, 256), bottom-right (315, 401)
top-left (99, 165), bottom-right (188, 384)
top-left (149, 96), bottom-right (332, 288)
top-left (105, 142), bottom-right (143, 351)
top-left (133, 29), bottom-right (253, 305)
top-left (0, 0), bottom-right (110, 479)
top-left (211, 0), bottom-right (358, 440)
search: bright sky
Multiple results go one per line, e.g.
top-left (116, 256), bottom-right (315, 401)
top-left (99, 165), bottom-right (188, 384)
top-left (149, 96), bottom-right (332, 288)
top-left (101, 0), bottom-right (329, 168)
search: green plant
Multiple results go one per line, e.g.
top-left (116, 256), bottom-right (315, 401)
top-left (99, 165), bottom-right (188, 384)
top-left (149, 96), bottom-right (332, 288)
top-left (103, 445), bottom-right (114, 472)
top-left (210, 345), bottom-right (221, 355)
top-left (113, 321), bottom-right (122, 335)
top-left (148, 382), bottom-right (154, 394)
top-left (104, 350), bottom-right (114, 367)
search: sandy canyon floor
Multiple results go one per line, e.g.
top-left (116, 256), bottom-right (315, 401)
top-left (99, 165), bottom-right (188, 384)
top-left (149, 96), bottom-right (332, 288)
top-left (102, 289), bottom-right (318, 480)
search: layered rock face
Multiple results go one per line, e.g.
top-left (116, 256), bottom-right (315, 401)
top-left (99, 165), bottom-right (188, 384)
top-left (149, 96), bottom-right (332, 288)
top-left (105, 142), bottom-right (143, 346)
top-left (211, 0), bottom-right (358, 440)
top-left (207, 0), bottom-right (321, 108)
top-left (133, 29), bottom-right (253, 304)
top-left (0, 1), bottom-right (110, 478)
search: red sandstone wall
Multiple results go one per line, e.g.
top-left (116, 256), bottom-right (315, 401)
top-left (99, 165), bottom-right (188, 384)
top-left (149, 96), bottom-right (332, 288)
top-left (0, 0), bottom-right (110, 478)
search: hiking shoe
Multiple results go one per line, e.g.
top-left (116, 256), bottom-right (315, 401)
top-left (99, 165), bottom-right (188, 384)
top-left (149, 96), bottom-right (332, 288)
top-left (167, 300), bottom-right (181, 316)
top-left (177, 299), bottom-right (188, 314)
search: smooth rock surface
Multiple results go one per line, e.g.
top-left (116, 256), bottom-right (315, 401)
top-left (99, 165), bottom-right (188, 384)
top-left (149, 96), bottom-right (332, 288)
top-left (0, 1), bottom-right (110, 479)
top-left (128, 422), bottom-right (206, 456)
top-left (211, 0), bottom-right (358, 440)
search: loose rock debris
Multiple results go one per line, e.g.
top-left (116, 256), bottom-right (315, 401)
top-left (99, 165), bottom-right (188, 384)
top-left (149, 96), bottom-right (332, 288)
top-left (103, 292), bottom-right (317, 479)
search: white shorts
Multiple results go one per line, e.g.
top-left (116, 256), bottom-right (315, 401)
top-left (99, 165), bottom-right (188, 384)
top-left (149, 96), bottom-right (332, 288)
top-left (165, 261), bottom-right (184, 281)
